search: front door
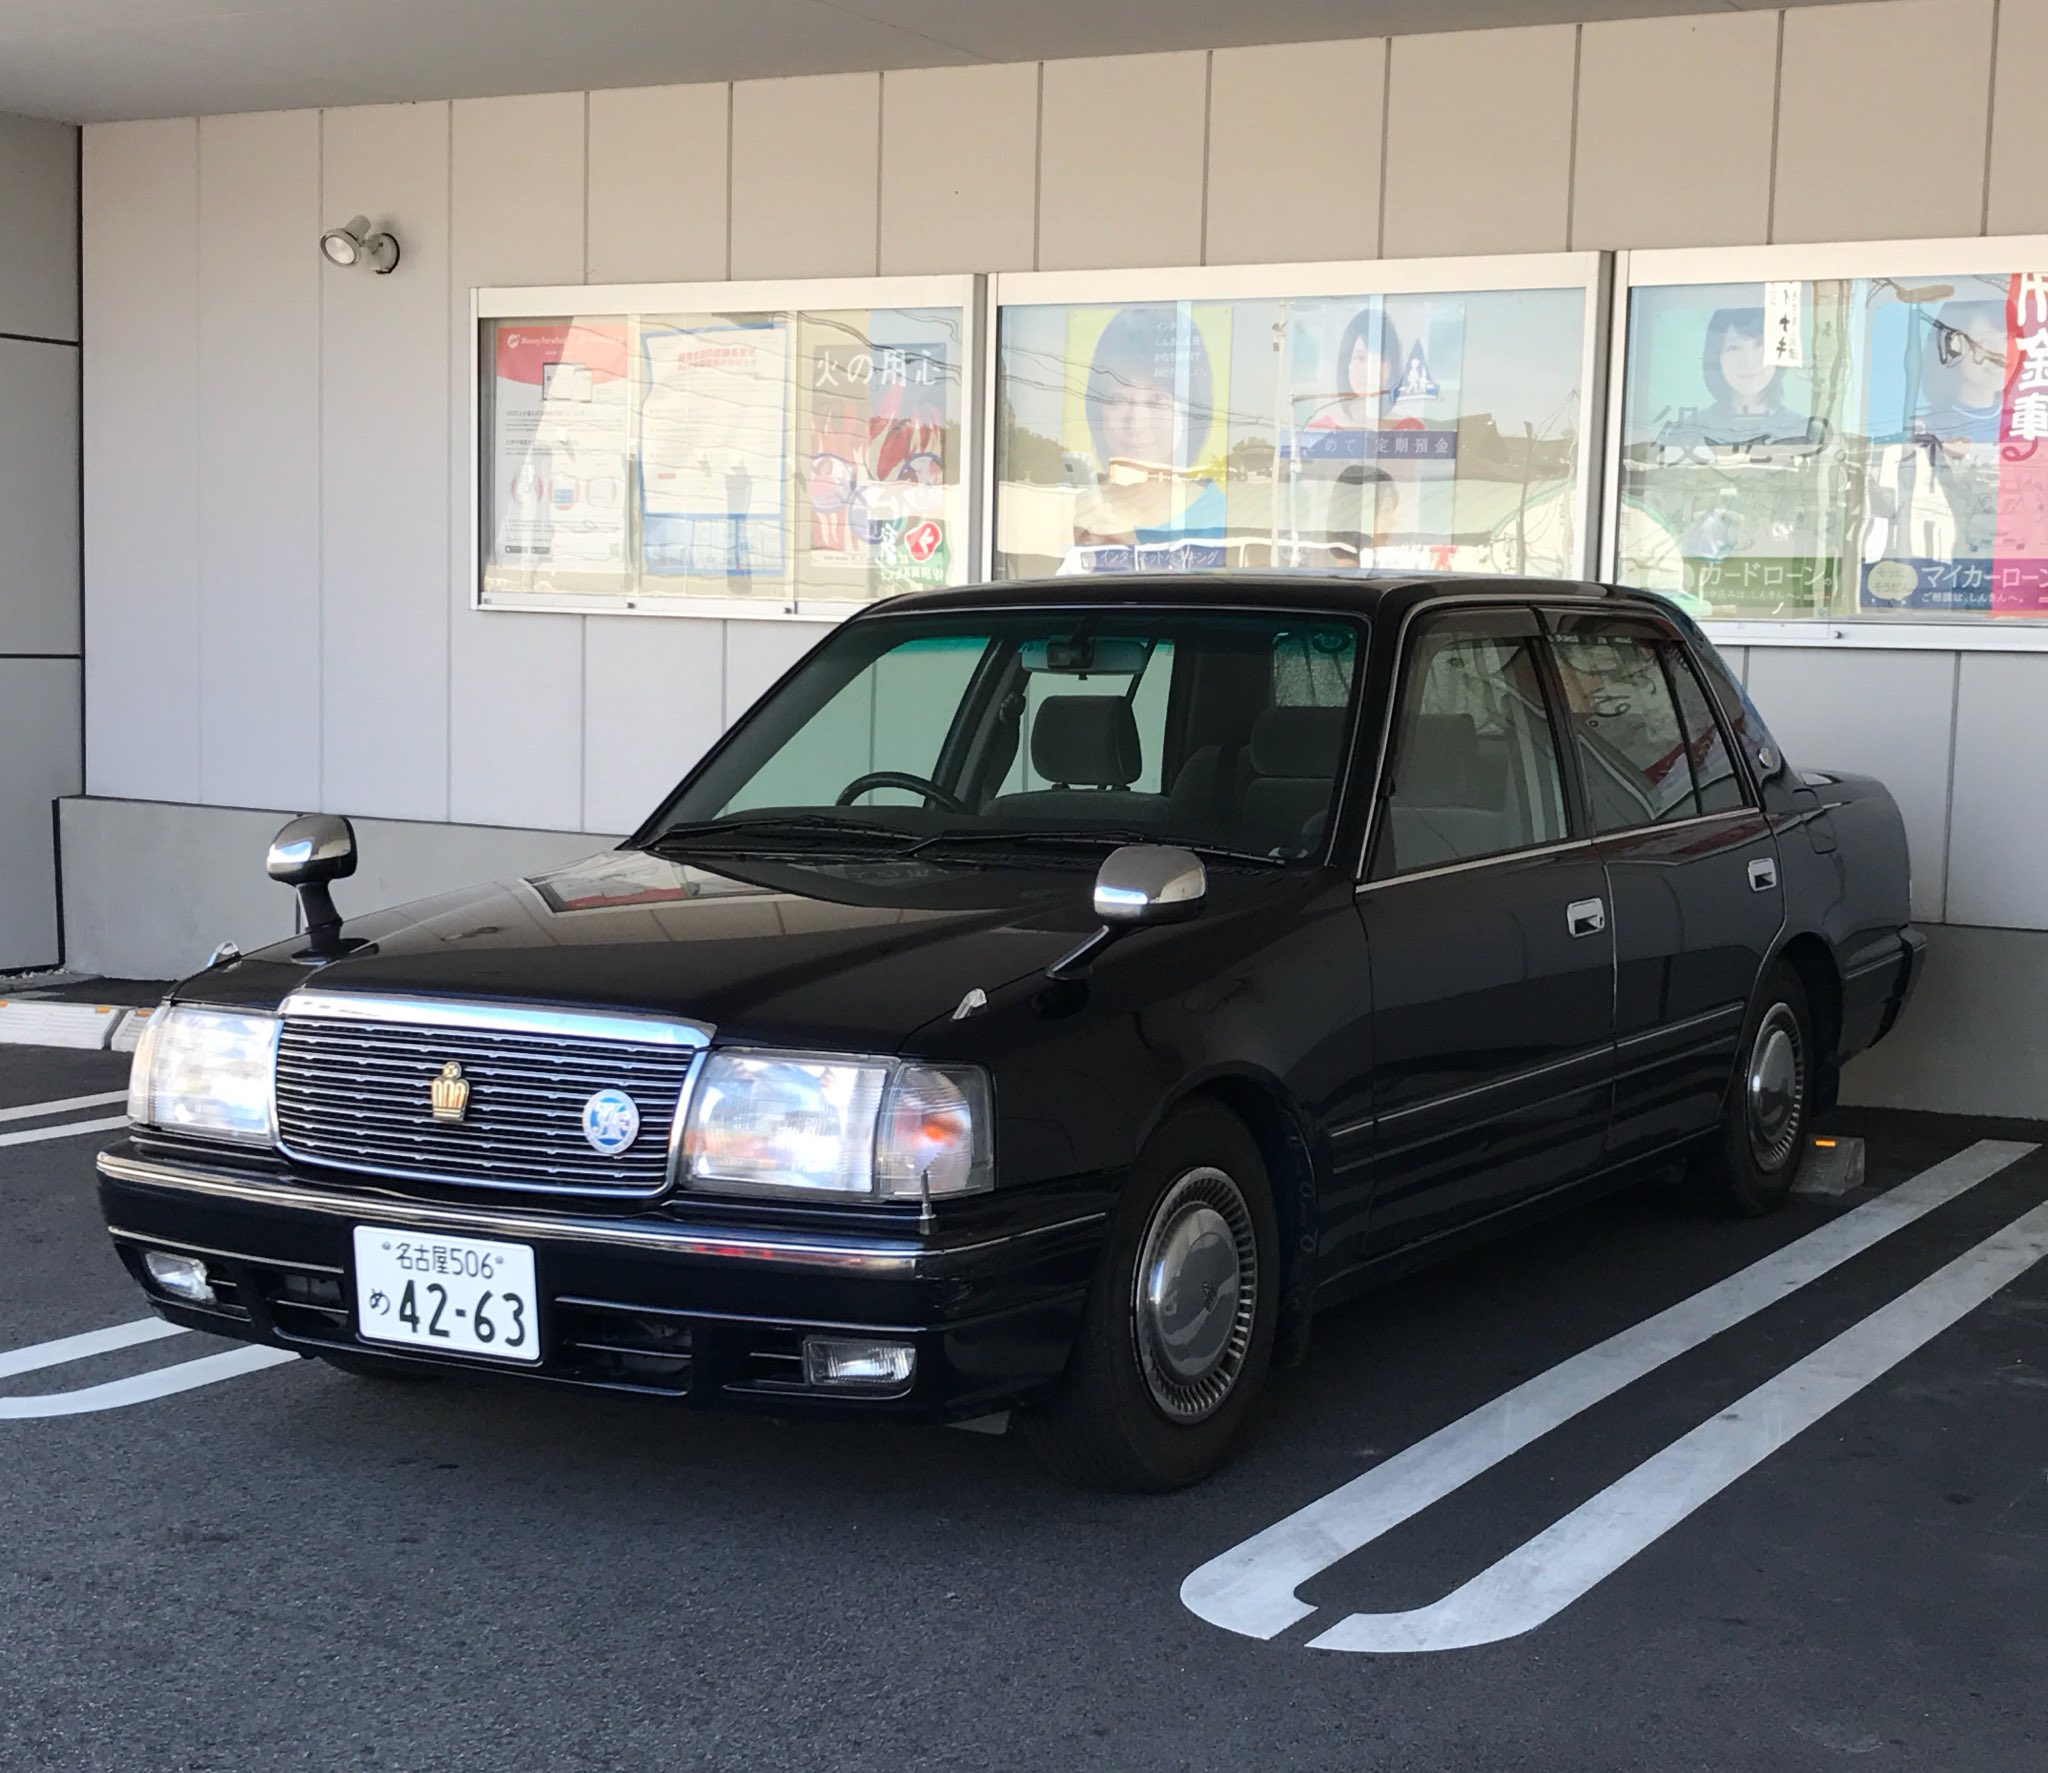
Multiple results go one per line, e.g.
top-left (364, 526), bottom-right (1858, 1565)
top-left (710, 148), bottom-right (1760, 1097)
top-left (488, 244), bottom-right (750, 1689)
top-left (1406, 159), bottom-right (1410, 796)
top-left (1545, 610), bottom-right (1783, 1164)
top-left (1353, 607), bottom-right (1615, 1260)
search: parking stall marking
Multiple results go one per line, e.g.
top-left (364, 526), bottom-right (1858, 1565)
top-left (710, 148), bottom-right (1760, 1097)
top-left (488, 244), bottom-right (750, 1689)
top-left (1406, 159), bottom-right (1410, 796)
top-left (1182, 1138), bottom-right (2039, 1646)
top-left (1307, 1193), bottom-right (2048, 1652)
top-left (0, 1316), bottom-right (187, 1383)
top-left (0, 1115), bottom-right (129, 1150)
top-left (0, 1090), bottom-right (127, 1125)
top-left (0, 1345), bottom-right (298, 1419)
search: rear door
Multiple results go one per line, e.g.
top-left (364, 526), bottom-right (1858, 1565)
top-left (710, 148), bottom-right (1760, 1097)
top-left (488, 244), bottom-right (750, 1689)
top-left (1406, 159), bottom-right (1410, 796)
top-left (1352, 606), bottom-right (1615, 1258)
top-left (1543, 609), bottom-right (1782, 1165)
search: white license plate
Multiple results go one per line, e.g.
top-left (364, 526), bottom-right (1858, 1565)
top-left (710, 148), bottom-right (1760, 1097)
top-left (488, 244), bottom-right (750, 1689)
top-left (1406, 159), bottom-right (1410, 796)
top-left (351, 1226), bottom-right (540, 1363)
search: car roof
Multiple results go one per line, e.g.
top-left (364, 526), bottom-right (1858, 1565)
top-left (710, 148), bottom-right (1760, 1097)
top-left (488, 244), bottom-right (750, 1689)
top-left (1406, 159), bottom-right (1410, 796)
top-left (865, 571), bottom-right (1645, 624)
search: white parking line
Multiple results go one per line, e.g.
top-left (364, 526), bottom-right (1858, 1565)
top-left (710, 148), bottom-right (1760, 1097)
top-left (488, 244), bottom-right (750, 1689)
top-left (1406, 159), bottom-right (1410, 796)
top-left (0, 1316), bottom-right (186, 1383)
top-left (0, 1345), bottom-right (297, 1419)
top-left (0, 1090), bottom-right (128, 1125)
top-left (0, 1115), bottom-right (129, 1149)
top-left (1308, 1193), bottom-right (2048, 1651)
top-left (1182, 1138), bottom-right (2039, 1645)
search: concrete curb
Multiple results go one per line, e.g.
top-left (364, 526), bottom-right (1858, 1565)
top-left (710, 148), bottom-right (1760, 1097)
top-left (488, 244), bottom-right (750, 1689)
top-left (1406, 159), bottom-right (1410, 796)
top-left (0, 999), bottom-right (155, 1053)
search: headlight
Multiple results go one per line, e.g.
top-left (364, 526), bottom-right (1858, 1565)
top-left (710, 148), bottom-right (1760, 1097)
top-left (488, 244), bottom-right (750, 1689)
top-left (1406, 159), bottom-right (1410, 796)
top-left (128, 1005), bottom-right (279, 1146)
top-left (683, 1050), bottom-right (992, 1201)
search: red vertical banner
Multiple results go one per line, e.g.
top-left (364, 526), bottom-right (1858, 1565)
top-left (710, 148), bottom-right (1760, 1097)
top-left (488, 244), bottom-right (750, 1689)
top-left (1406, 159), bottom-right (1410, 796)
top-left (1994, 272), bottom-right (2048, 615)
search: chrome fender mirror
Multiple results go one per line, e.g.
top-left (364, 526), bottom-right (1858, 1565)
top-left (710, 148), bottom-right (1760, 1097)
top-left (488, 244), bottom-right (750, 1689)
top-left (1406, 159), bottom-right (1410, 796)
top-left (267, 813), bottom-right (357, 941)
top-left (1051, 845), bottom-right (1207, 978)
top-left (1093, 844), bottom-right (1207, 926)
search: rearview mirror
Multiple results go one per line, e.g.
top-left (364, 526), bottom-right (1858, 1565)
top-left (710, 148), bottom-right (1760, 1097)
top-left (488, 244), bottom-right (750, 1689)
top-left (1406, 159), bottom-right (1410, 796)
top-left (1093, 844), bottom-right (1206, 927)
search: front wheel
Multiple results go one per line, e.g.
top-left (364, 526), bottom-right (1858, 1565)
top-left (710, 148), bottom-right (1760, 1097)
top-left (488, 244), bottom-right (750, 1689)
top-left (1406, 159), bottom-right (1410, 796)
top-left (1690, 962), bottom-right (1815, 1216)
top-left (1022, 1103), bottom-right (1278, 1492)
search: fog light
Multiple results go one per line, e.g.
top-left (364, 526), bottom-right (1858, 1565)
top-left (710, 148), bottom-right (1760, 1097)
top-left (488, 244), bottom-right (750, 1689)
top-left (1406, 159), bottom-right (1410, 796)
top-left (142, 1250), bottom-right (215, 1305)
top-left (801, 1337), bottom-right (915, 1390)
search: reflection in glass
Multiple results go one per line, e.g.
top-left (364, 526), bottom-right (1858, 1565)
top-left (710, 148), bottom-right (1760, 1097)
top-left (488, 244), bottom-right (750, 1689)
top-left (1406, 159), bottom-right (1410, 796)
top-left (1616, 273), bottom-right (2048, 622)
top-left (993, 288), bottom-right (1587, 580)
top-left (482, 305), bottom-right (968, 610)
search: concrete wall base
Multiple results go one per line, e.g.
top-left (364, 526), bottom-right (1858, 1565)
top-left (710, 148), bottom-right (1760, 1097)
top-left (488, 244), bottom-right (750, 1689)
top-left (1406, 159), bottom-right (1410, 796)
top-left (57, 796), bottom-right (610, 980)
top-left (1839, 923), bottom-right (2047, 1121)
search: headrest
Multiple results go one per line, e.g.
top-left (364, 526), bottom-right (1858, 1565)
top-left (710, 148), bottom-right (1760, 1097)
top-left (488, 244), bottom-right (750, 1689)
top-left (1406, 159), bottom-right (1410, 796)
top-left (1248, 705), bottom-right (1344, 780)
top-left (1031, 695), bottom-right (1142, 788)
top-left (1397, 711), bottom-right (1485, 804)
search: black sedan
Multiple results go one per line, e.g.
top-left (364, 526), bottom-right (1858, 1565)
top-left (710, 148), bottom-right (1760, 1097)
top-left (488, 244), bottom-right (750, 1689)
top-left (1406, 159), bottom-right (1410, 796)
top-left (97, 574), bottom-right (1923, 1489)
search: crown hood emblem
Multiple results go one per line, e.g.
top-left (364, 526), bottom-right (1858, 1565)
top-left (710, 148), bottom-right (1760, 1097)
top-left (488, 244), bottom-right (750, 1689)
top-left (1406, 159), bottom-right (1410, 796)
top-left (430, 1061), bottom-right (470, 1123)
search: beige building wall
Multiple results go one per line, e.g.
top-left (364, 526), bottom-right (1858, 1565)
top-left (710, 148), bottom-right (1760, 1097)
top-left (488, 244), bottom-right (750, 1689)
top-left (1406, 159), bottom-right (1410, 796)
top-left (64, 0), bottom-right (2048, 1110)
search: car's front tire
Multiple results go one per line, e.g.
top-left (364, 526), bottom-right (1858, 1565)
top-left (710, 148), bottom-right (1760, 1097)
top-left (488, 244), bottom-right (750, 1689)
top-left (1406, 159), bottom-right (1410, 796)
top-left (1691, 961), bottom-right (1815, 1216)
top-left (1022, 1102), bottom-right (1278, 1492)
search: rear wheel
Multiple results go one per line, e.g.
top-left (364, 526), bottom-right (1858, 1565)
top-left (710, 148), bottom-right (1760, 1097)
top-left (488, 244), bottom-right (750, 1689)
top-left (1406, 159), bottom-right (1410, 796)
top-left (1022, 1103), bottom-right (1278, 1492)
top-left (1691, 962), bottom-right (1814, 1215)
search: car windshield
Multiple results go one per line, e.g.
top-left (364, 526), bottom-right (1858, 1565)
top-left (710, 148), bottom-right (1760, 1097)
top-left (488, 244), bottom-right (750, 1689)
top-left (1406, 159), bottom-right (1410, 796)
top-left (647, 609), bottom-right (1364, 862)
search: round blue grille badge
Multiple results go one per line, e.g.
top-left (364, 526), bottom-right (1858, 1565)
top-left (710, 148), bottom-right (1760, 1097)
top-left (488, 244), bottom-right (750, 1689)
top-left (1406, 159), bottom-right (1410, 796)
top-left (581, 1088), bottom-right (641, 1156)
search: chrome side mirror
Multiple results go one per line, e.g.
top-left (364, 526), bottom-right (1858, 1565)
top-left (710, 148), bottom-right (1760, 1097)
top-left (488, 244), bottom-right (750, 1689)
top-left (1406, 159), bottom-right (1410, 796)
top-left (1050, 845), bottom-right (1207, 979)
top-left (1093, 844), bottom-right (1206, 927)
top-left (267, 813), bottom-right (357, 941)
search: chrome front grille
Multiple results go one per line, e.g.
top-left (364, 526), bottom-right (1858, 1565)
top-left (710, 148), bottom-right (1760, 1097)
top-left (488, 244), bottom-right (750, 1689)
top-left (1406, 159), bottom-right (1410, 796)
top-left (273, 995), bottom-right (709, 1196)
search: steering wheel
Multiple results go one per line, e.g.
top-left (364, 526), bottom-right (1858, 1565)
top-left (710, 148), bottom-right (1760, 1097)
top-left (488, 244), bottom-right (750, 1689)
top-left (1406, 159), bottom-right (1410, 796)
top-left (834, 770), bottom-right (973, 815)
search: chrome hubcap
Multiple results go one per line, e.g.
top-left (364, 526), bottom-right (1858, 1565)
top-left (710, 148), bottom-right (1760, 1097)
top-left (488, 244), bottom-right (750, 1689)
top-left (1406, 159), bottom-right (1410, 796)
top-left (1133, 1166), bottom-right (1258, 1423)
top-left (1746, 1004), bottom-right (1805, 1172)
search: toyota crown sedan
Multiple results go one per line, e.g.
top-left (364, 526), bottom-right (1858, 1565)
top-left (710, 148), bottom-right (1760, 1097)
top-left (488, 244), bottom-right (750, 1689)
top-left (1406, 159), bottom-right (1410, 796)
top-left (97, 574), bottom-right (1923, 1490)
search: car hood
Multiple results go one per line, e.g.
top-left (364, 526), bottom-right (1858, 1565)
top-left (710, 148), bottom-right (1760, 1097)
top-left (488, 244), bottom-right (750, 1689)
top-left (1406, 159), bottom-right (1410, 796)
top-left (189, 846), bottom-right (1309, 1051)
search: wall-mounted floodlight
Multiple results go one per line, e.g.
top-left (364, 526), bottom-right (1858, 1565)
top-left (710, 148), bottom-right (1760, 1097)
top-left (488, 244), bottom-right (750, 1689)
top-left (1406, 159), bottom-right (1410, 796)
top-left (319, 215), bottom-right (400, 275)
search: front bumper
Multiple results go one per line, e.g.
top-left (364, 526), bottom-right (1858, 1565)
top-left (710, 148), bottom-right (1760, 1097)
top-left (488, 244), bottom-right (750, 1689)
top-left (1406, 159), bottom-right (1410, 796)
top-left (96, 1141), bottom-right (1105, 1418)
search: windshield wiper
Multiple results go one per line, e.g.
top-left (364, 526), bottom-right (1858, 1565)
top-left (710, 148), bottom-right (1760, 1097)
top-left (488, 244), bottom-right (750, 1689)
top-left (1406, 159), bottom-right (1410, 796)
top-left (904, 827), bottom-right (1282, 865)
top-left (641, 813), bottom-right (915, 853)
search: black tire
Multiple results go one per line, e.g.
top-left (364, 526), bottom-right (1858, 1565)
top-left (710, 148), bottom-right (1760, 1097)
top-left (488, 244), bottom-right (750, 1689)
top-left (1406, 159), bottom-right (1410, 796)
top-left (1021, 1102), bottom-right (1279, 1492)
top-left (317, 1350), bottom-right (443, 1382)
top-left (1690, 961), bottom-right (1815, 1216)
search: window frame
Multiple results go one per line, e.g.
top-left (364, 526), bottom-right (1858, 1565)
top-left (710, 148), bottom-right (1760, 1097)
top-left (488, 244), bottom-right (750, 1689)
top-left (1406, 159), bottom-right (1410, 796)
top-left (472, 273), bottom-right (985, 623)
top-left (1536, 606), bottom-right (1763, 840)
top-left (1361, 600), bottom-right (1585, 885)
top-left (1604, 235), bottom-right (2048, 654)
top-left (986, 252), bottom-right (1613, 584)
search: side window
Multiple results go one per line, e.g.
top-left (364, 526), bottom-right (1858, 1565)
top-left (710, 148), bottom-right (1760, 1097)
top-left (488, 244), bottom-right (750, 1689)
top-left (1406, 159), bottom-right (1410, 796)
top-left (1548, 619), bottom-right (1707, 831)
top-left (1371, 611), bottom-right (1570, 878)
top-left (1668, 653), bottom-right (1750, 814)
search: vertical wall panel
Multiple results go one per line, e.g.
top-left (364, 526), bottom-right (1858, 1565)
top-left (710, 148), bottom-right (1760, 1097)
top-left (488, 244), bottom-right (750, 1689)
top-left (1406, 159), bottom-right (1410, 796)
top-left (731, 75), bottom-right (879, 278)
top-left (1988, 0), bottom-right (2048, 233)
top-left (82, 118), bottom-right (201, 802)
top-left (448, 93), bottom-right (587, 832)
top-left (1745, 648), bottom-right (1955, 924)
top-left (880, 64), bottom-right (1038, 275)
top-left (1946, 653), bottom-right (2048, 929)
top-left (196, 109), bottom-right (321, 811)
top-left (1206, 40), bottom-right (1383, 266)
top-left (587, 84), bottom-right (729, 283)
top-left (0, 659), bottom-right (80, 969)
top-left (1038, 53), bottom-right (1207, 271)
top-left (0, 338), bottom-right (80, 655)
top-left (1383, 27), bottom-right (1576, 257)
top-left (0, 111), bottom-right (77, 341)
top-left (322, 101), bottom-right (453, 822)
top-left (1774, 0), bottom-right (1995, 243)
top-left (1574, 12), bottom-right (1778, 249)
top-left (582, 618), bottom-right (726, 836)
top-left (724, 621), bottom-right (833, 725)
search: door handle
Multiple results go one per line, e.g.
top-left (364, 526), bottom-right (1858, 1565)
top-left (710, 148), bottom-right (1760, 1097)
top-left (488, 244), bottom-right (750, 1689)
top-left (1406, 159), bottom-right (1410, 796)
top-left (1747, 857), bottom-right (1778, 893)
top-left (1567, 897), bottom-right (1606, 938)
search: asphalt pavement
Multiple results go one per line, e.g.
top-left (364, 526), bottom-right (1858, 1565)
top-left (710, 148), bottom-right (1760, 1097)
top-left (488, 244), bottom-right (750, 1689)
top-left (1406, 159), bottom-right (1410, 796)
top-left (2, 1041), bottom-right (2043, 1772)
